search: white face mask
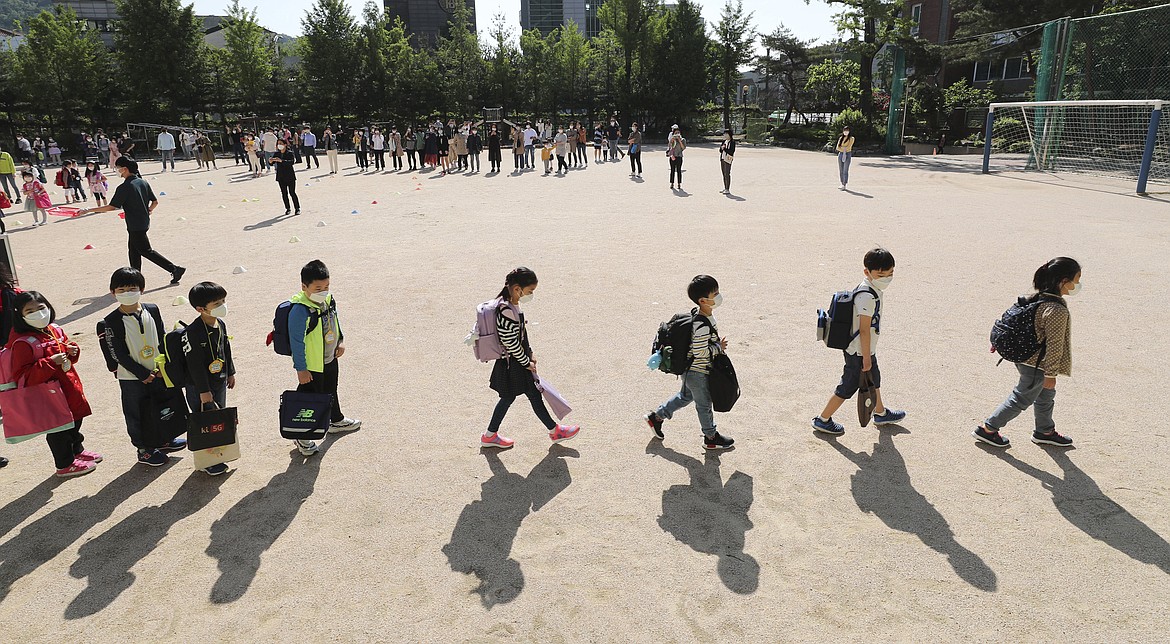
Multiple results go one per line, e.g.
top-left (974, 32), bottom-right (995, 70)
top-left (871, 276), bottom-right (893, 290)
top-left (309, 291), bottom-right (330, 304)
top-left (711, 293), bottom-right (723, 309)
top-left (209, 303), bottom-right (228, 319)
top-left (1067, 282), bottom-right (1081, 296)
top-left (23, 308), bottom-right (51, 329)
top-left (116, 290), bottom-right (141, 306)
top-left (518, 292), bottom-right (534, 304)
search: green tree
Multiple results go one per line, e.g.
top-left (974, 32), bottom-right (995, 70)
top-left (435, 0), bottom-right (484, 116)
top-left (519, 28), bottom-right (552, 118)
top-left (0, 0), bottom-right (50, 31)
top-left (650, 0), bottom-right (708, 128)
top-left (484, 13), bottom-right (522, 115)
top-left (222, 0), bottom-right (275, 116)
top-left (597, 0), bottom-right (658, 122)
top-left (551, 21), bottom-right (592, 120)
top-left (299, 0), bottom-right (359, 122)
top-left (805, 58), bottom-right (861, 113)
top-left (13, 7), bottom-right (110, 133)
top-left (758, 26), bottom-right (812, 124)
top-left (712, 0), bottom-right (755, 129)
top-left (821, 0), bottom-right (906, 119)
top-left (114, 0), bottom-right (206, 122)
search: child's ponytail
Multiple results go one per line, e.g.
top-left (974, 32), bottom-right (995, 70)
top-left (1033, 257), bottom-right (1081, 296)
top-left (497, 267), bottom-right (538, 300)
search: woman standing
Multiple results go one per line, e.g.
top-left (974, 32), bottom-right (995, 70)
top-left (836, 126), bottom-right (854, 190)
top-left (627, 122), bottom-right (643, 177)
top-left (438, 129), bottom-right (451, 176)
top-left (197, 132), bottom-right (217, 170)
top-left (390, 127), bottom-right (403, 171)
top-left (423, 126), bottom-right (439, 168)
top-left (466, 126), bottom-right (482, 174)
top-left (269, 139), bottom-right (300, 215)
top-left (719, 129), bottom-right (737, 195)
top-left (323, 127), bottom-right (339, 175)
top-left (107, 135), bottom-right (121, 168)
top-left (667, 124), bottom-right (686, 190)
top-left (512, 125), bottom-right (524, 173)
top-left (487, 124), bottom-right (502, 173)
top-left (403, 127), bottom-right (417, 170)
top-left (371, 128), bottom-right (386, 171)
top-left (245, 133), bottom-right (261, 177)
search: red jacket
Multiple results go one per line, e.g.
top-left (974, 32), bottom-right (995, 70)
top-left (8, 324), bottom-right (92, 420)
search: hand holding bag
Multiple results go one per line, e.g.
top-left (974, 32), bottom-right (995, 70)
top-left (857, 370), bottom-right (877, 427)
top-left (188, 403), bottom-right (238, 451)
top-left (139, 383), bottom-right (188, 448)
top-left (279, 390), bottom-right (332, 440)
top-left (535, 376), bottom-right (572, 420)
top-left (708, 353), bottom-right (741, 413)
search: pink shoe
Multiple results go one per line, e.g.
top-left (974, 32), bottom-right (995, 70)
top-left (549, 424), bottom-right (580, 444)
top-left (56, 459), bottom-right (97, 478)
top-left (76, 450), bottom-right (103, 463)
top-left (481, 432), bottom-right (514, 449)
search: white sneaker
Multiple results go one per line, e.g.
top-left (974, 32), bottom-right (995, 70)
top-left (329, 418), bottom-right (362, 432)
top-left (296, 440), bottom-right (319, 456)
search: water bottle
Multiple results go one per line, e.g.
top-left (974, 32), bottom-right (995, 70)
top-left (646, 351), bottom-right (662, 371)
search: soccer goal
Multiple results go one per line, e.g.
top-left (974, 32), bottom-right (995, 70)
top-left (980, 100), bottom-right (1167, 194)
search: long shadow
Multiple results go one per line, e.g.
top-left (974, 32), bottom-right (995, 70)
top-left (824, 429), bottom-right (997, 591)
top-left (204, 432), bottom-right (353, 604)
top-left (243, 211), bottom-right (298, 231)
top-left (844, 188), bottom-right (875, 199)
top-left (0, 463), bottom-right (173, 603)
top-left (646, 441), bottom-right (758, 594)
top-left (57, 294), bottom-right (116, 326)
top-left (64, 470), bottom-right (233, 618)
top-left (0, 477), bottom-right (62, 539)
top-left (442, 445), bottom-right (579, 608)
top-left (981, 445), bottom-right (1170, 574)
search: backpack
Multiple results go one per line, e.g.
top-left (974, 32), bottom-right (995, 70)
top-left (650, 311), bottom-right (711, 376)
top-left (157, 321), bottom-right (191, 388)
top-left (54, 168), bottom-right (66, 187)
top-left (990, 295), bottom-right (1064, 364)
top-left (95, 319), bottom-right (120, 373)
top-left (267, 298), bottom-right (333, 356)
top-left (0, 335), bottom-right (41, 392)
top-left (817, 286), bottom-right (879, 350)
top-left (466, 298), bottom-right (520, 362)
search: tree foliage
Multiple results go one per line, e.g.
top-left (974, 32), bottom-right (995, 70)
top-left (222, 0), bottom-right (275, 115)
top-left (758, 25), bottom-right (813, 124)
top-left (299, 0), bottom-right (359, 122)
top-left (13, 7), bottom-right (111, 131)
top-left (712, 0), bottom-right (756, 129)
top-left (114, 0), bottom-right (206, 122)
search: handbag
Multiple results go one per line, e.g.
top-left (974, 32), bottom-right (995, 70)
top-left (857, 370), bottom-right (877, 427)
top-left (535, 376), bottom-right (572, 421)
top-left (0, 191), bottom-right (10, 209)
top-left (279, 390), bottom-right (332, 439)
top-left (0, 382), bottom-right (75, 444)
top-left (139, 384), bottom-right (189, 448)
top-left (187, 403), bottom-right (238, 451)
top-left (708, 353), bottom-right (741, 413)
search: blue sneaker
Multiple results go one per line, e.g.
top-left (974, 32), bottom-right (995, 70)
top-left (159, 438), bottom-right (187, 452)
top-left (873, 409), bottom-right (907, 426)
top-left (812, 417), bottom-right (845, 436)
top-left (137, 449), bottom-right (169, 467)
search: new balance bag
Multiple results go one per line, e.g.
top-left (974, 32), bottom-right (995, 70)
top-left (279, 390), bottom-right (332, 439)
top-left (0, 382), bottom-right (75, 443)
top-left (138, 385), bottom-right (188, 448)
top-left (187, 404), bottom-right (238, 451)
top-left (708, 353), bottom-right (741, 413)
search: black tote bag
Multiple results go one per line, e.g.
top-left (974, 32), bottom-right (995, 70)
top-left (187, 404), bottom-right (239, 451)
top-left (278, 390), bottom-right (332, 440)
top-left (139, 384), bottom-right (189, 448)
top-left (708, 353), bottom-right (741, 413)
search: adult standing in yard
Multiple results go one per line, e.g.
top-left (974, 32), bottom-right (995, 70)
top-left (667, 124), bottom-right (686, 190)
top-left (719, 129), bottom-right (736, 195)
top-left (628, 122), bottom-right (643, 177)
top-left (836, 126), bottom-right (855, 190)
top-left (323, 127), bottom-right (338, 174)
top-left (157, 129), bottom-right (176, 173)
top-left (301, 126), bottom-right (319, 170)
top-left (606, 118), bottom-right (623, 162)
top-left (487, 124), bottom-right (502, 173)
top-left (197, 132), bottom-right (217, 170)
top-left (268, 139), bottom-right (301, 215)
top-left (78, 157), bottom-right (187, 285)
top-left (0, 145), bottom-right (20, 203)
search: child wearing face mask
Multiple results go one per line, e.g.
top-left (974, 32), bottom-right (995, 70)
top-left (6, 291), bottom-right (102, 478)
top-left (481, 267), bottom-right (581, 449)
top-left (644, 275), bottom-right (735, 450)
top-left (286, 259), bottom-right (361, 457)
top-left (813, 248), bottom-right (906, 436)
top-left (103, 267), bottom-right (188, 466)
top-left (184, 282), bottom-right (236, 475)
top-left (973, 257), bottom-right (1081, 449)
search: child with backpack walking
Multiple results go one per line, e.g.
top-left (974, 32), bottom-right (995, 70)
top-left (21, 169), bottom-right (51, 226)
top-left (86, 161), bottom-right (108, 207)
top-left (644, 275), bottom-right (735, 450)
top-left (812, 248), bottom-right (906, 435)
top-left (66, 160), bottom-right (87, 203)
top-left (973, 257), bottom-right (1080, 448)
top-left (5, 291), bottom-right (102, 478)
top-left (103, 267), bottom-right (187, 466)
top-left (479, 267), bottom-right (581, 449)
top-left (183, 282), bottom-right (236, 475)
top-left (284, 260), bottom-right (361, 456)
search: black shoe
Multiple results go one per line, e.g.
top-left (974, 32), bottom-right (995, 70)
top-left (295, 209), bottom-right (301, 215)
top-left (284, 208), bottom-right (291, 215)
top-left (169, 266), bottom-right (186, 285)
top-left (1032, 430), bottom-right (1073, 447)
top-left (704, 432), bottom-right (735, 450)
top-left (644, 412), bottom-right (664, 440)
top-left (973, 426), bottom-right (1010, 448)
top-left (0, 456), bottom-right (8, 467)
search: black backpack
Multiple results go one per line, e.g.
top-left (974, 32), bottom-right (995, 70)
top-left (157, 322), bottom-right (191, 388)
top-left (817, 286), bottom-right (879, 350)
top-left (990, 295), bottom-right (1064, 364)
top-left (268, 298), bottom-right (334, 356)
top-left (651, 310), bottom-right (712, 376)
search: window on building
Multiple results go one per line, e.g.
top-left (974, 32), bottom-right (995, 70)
top-left (1002, 57), bottom-right (1028, 80)
top-left (910, 4), bottom-right (922, 36)
top-left (973, 60), bottom-right (992, 83)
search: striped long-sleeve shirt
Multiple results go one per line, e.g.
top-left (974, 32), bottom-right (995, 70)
top-left (496, 307), bottom-right (530, 367)
top-left (689, 315), bottom-right (720, 375)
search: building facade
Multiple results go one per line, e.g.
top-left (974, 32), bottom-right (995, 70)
top-left (906, 0), bottom-right (1033, 97)
top-left (520, 0), bottom-right (600, 38)
top-left (55, 0), bottom-right (119, 47)
top-left (384, 0), bottom-right (477, 48)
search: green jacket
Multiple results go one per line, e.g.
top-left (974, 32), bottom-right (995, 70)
top-left (289, 291), bottom-right (342, 373)
top-left (0, 152), bottom-right (15, 175)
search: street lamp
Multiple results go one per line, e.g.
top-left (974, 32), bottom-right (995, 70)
top-left (742, 84), bottom-right (750, 133)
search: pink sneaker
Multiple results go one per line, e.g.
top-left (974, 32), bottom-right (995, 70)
top-left (549, 424), bottom-right (580, 444)
top-left (76, 450), bottom-right (103, 463)
top-left (481, 432), bottom-right (515, 449)
top-left (56, 459), bottom-right (97, 478)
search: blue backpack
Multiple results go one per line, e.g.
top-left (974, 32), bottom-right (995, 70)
top-left (267, 298), bottom-right (334, 356)
top-left (817, 286), bottom-right (879, 350)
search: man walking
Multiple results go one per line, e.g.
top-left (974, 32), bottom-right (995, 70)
top-left (157, 129), bottom-right (176, 172)
top-left (78, 157), bottom-right (187, 285)
top-left (301, 126), bottom-right (319, 170)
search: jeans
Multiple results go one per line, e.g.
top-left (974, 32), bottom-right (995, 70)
top-left (127, 230), bottom-right (177, 274)
top-left (669, 156), bottom-right (683, 184)
top-left (1, 172), bottom-right (20, 200)
top-left (46, 418), bottom-right (85, 469)
top-left (296, 359), bottom-right (344, 424)
top-left (630, 150), bottom-right (642, 174)
top-left (838, 152), bottom-right (852, 186)
top-left (524, 144), bottom-right (535, 168)
top-left (327, 150), bottom-right (339, 173)
top-left (487, 388), bottom-right (556, 434)
top-left (302, 146), bottom-right (319, 169)
top-left (469, 152), bottom-right (480, 172)
top-left (160, 149), bottom-right (174, 170)
top-left (985, 363), bottom-right (1056, 434)
top-left (656, 371), bottom-right (716, 436)
top-left (186, 381), bottom-right (227, 413)
top-left (721, 160), bottom-right (732, 191)
top-left (279, 181), bottom-right (300, 211)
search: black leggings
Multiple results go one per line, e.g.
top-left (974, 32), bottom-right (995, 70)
top-left (392, 154), bottom-right (402, 170)
top-left (670, 157), bottom-right (683, 185)
top-left (630, 151), bottom-right (642, 174)
top-left (488, 389), bottom-right (555, 434)
top-left (721, 160), bottom-right (732, 190)
top-left (406, 149), bottom-right (417, 169)
top-left (47, 418), bottom-right (85, 469)
top-left (373, 150), bottom-right (385, 170)
top-left (279, 181), bottom-right (300, 210)
top-left (557, 155), bottom-right (567, 172)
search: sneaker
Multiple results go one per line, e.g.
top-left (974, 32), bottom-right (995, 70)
top-left (329, 418), bottom-right (361, 432)
top-left (75, 449), bottom-right (103, 463)
top-left (704, 432), bottom-right (735, 450)
top-left (159, 437), bottom-right (187, 452)
top-left (284, 208), bottom-right (291, 215)
top-left (873, 409), bottom-right (907, 426)
top-left (812, 416), bottom-right (845, 436)
top-left (203, 463), bottom-right (229, 476)
top-left (973, 426), bottom-right (1010, 448)
top-left (1032, 430), bottom-right (1073, 447)
top-left (296, 440), bottom-right (319, 456)
top-left (56, 459), bottom-right (97, 478)
top-left (137, 449), bottom-right (169, 467)
top-left (645, 412), bottom-right (664, 440)
top-left (481, 432), bottom-right (514, 449)
top-left (0, 456), bottom-right (7, 467)
top-left (295, 209), bottom-right (301, 215)
top-left (549, 424), bottom-right (580, 444)
top-left (170, 266), bottom-right (187, 285)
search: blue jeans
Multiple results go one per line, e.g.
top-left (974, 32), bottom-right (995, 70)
top-left (524, 144), bottom-right (535, 168)
top-left (838, 152), bottom-right (852, 185)
top-left (656, 371), bottom-right (716, 436)
top-left (985, 363), bottom-right (1056, 433)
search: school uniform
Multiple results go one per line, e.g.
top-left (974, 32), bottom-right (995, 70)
top-left (184, 317), bottom-right (235, 412)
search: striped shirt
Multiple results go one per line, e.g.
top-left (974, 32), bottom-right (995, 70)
top-left (496, 307), bottom-right (530, 367)
top-left (689, 315), bottom-right (720, 375)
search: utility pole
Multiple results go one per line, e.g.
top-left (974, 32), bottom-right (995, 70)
top-left (763, 47), bottom-right (771, 113)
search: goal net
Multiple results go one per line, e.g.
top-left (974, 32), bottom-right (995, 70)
top-left (981, 100), bottom-right (1168, 192)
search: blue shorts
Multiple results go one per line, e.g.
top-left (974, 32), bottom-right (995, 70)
top-left (835, 352), bottom-right (880, 399)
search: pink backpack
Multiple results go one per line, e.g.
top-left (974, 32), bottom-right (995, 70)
top-left (466, 298), bottom-right (519, 362)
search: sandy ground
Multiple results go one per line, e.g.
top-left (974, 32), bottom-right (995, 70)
top-left (0, 144), bottom-right (1167, 643)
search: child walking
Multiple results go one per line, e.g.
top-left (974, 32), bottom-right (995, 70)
top-left (67, 160), bottom-right (87, 203)
top-left (644, 275), bottom-right (735, 450)
top-left (287, 260), bottom-right (361, 456)
top-left (540, 140), bottom-right (553, 176)
top-left (21, 170), bottom-right (51, 226)
top-left (7, 291), bottom-right (103, 478)
top-left (184, 282), bottom-right (236, 475)
top-left (812, 248), bottom-right (907, 435)
top-left (481, 267), bottom-right (581, 449)
top-left (85, 161), bottom-right (108, 207)
top-left (973, 257), bottom-right (1080, 448)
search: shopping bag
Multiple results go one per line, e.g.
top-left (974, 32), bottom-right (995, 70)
top-left (535, 376), bottom-right (572, 420)
top-left (193, 440), bottom-right (241, 469)
top-left (279, 390), bottom-right (332, 440)
top-left (708, 353), bottom-right (741, 413)
top-left (187, 404), bottom-right (238, 451)
top-left (857, 370), bottom-right (877, 428)
top-left (0, 382), bottom-right (75, 444)
top-left (139, 385), bottom-right (188, 448)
